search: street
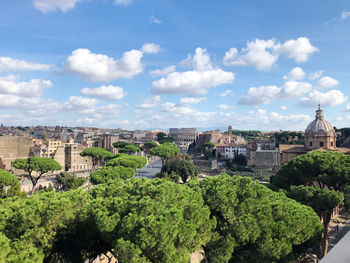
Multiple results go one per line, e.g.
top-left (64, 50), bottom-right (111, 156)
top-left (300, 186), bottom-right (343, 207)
top-left (135, 158), bottom-right (162, 179)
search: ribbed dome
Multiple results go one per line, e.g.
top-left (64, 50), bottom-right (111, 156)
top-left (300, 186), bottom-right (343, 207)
top-left (305, 105), bottom-right (334, 133)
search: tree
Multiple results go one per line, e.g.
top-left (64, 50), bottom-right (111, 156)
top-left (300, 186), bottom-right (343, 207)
top-left (156, 132), bottom-right (174, 144)
top-left (118, 144), bottom-right (140, 154)
top-left (12, 157), bottom-right (61, 195)
top-left (149, 143), bottom-right (180, 164)
top-left (113, 141), bottom-right (130, 148)
top-left (0, 169), bottom-right (22, 198)
top-left (271, 151), bottom-right (350, 191)
top-left (287, 185), bottom-right (343, 257)
top-left (270, 151), bottom-right (350, 258)
top-left (90, 166), bottom-right (135, 184)
top-left (80, 147), bottom-right (114, 172)
top-left (55, 172), bottom-right (86, 190)
top-left (85, 179), bottom-right (215, 262)
top-left (160, 159), bottom-right (197, 183)
top-left (192, 175), bottom-right (322, 263)
top-left (106, 155), bottom-right (147, 169)
top-left (233, 153), bottom-right (247, 166)
top-left (204, 142), bottom-right (215, 148)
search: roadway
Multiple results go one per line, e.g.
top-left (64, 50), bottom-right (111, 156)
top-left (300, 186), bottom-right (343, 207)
top-left (135, 158), bottom-right (162, 179)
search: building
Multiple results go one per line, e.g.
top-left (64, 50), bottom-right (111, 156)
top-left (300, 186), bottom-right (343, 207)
top-left (64, 143), bottom-right (92, 172)
top-left (169, 128), bottom-right (198, 150)
top-left (0, 136), bottom-right (33, 171)
top-left (247, 140), bottom-right (279, 169)
top-left (216, 144), bottom-right (247, 159)
top-left (280, 105), bottom-right (350, 165)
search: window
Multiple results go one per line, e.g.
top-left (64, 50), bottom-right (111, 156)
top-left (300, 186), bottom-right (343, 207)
top-left (310, 142), bottom-right (313, 147)
top-left (331, 142), bottom-right (334, 147)
top-left (320, 142), bottom-right (324, 147)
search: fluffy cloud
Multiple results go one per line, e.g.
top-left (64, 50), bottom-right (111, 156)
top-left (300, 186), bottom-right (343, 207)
top-left (315, 76), bottom-right (339, 89)
top-left (64, 48), bottom-right (144, 82)
top-left (283, 67), bottom-right (305, 81)
top-left (223, 39), bottom-right (278, 70)
top-left (0, 75), bottom-right (52, 97)
top-left (137, 95), bottom-right (161, 109)
top-left (64, 96), bottom-right (98, 109)
top-left (81, 85), bottom-right (125, 100)
top-left (219, 89), bottom-right (234, 97)
top-left (281, 105), bottom-right (287, 110)
top-left (152, 48), bottom-right (234, 96)
top-left (150, 65), bottom-right (176, 76)
top-left (33, 0), bottom-right (84, 13)
top-left (299, 90), bottom-right (347, 107)
top-left (238, 85), bottom-right (281, 105)
top-left (218, 104), bottom-right (235, 110)
top-left (280, 81), bottom-right (312, 98)
top-left (178, 97), bottom-right (206, 105)
top-left (0, 57), bottom-right (51, 72)
top-left (141, 43), bottom-right (161, 54)
top-left (309, 70), bottom-right (323, 80)
top-left (341, 10), bottom-right (350, 20)
top-left (114, 0), bottom-right (132, 6)
top-left (223, 37), bottom-right (318, 70)
top-left (239, 80), bottom-right (312, 105)
top-left (274, 37), bottom-right (319, 62)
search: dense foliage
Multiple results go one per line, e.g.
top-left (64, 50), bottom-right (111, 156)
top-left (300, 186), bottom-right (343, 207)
top-left (192, 175), bottom-right (323, 263)
top-left (270, 151), bottom-right (350, 257)
top-left (156, 132), bottom-right (174, 144)
top-left (90, 166), bottom-right (135, 184)
top-left (271, 151), bottom-right (350, 191)
top-left (56, 172), bottom-right (86, 190)
top-left (149, 143), bottom-right (180, 163)
top-left (107, 155), bottom-right (147, 169)
top-left (0, 179), bottom-right (215, 263)
top-left (0, 169), bottom-right (22, 198)
top-left (160, 159), bottom-right (197, 183)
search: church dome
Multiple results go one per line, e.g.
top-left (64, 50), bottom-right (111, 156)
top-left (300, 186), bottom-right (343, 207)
top-left (305, 105), bottom-right (334, 134)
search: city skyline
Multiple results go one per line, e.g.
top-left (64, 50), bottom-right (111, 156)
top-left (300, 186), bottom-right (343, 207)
top-left (0, 1), bottom-right (349, 130)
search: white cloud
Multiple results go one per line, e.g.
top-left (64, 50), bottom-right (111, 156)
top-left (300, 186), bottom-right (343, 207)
top-left (238, 81), bottom-right (312, 105)
top-left (223, 39), bottom-right (278, 70)
top-left (179, 97), bottom-right (206, 105)
top-left (315, 76), bottom-right (339, 89)
top-left (309, 70), bottom-right (323, 80)
top-left (114, 0), bottom-right (132, 6)
top-left (33, 0), bottom-right (84, 13)
top-left (141, 43), bottom-right (161, 54)
top-left (150, 65), bottom-right (176, 76)
top-left (0, 57), bottom-right (51, 72)
top-left (341, 10), bottom-right (350, 20)
top-left (137, 95), bottom-right (161, 109)
top-left (219, 89), bottom-right (234, 97)
top-left (64, 96), bottom-right (98, 109)
top-left (281, 105), bottom-right (287, 111)
top-left (238, 85), bottom-right (281, 105)
top-left (274, 37), bottom-right (319, 63)
top-left (152, 48), bottom-right (234, 96)
top-left (150, 16), bottom-right (161, 24)
top-left (81, 85), bottom-right (126, 100)
top-left (280, 81), bottom-right (312, 98)
top-left (223, 37), bottom-right (318, 70)
top-left (283, 67), bottom-right (305, 81)
top-left (299, 90), bottom-right (347, 107)
top-left (64, 48), bottom-right (144, 82)
top-left (218, 104), bottom-right (235, 110)
top-left (0, 75), bottom-right (52, 97)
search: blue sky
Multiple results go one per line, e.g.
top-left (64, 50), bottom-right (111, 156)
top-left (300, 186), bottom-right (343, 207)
top-left (0, 0), bottom-right (349, 131)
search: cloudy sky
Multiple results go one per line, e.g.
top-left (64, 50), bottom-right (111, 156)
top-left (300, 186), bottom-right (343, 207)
top-left (0, 0), bottom-right (349, 131)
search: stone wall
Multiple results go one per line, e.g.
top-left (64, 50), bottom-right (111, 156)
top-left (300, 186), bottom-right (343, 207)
top-left (0, 136), bottom-right (32, 171)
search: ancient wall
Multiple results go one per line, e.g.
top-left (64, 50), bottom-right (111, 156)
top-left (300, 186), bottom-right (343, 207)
top-left (0, 136), bottom-right (32, 170)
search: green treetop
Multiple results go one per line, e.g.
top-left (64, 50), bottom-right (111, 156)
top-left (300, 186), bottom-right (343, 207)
top-left (149, 143), bottom-right (180, 164)
top-left (12, 157), bottom-right (61, 195)
top-left (80, 147), bottom-right (114, 171)
top-left (0, 169), bottom-right (22, 198)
